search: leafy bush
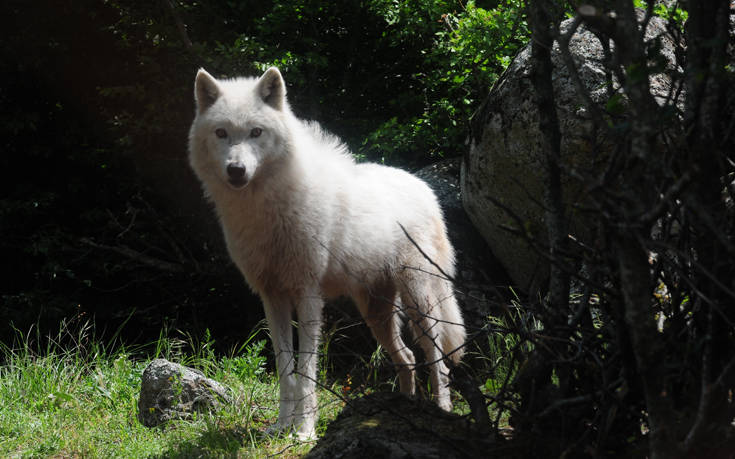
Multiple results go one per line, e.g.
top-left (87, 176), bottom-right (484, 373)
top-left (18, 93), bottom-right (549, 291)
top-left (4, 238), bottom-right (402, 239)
top-left (364, 1), bottom-right (528, 163)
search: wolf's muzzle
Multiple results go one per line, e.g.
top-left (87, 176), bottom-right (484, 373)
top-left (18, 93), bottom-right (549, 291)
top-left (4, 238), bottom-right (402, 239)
top-left (227, 163), bottom-right (247, 188)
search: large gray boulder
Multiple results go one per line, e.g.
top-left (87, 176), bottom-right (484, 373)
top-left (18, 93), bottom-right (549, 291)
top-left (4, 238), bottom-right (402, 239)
top-left (461, 13), bottom-right (679, 292)
top-left (137, 358), bottom-right (231, 427)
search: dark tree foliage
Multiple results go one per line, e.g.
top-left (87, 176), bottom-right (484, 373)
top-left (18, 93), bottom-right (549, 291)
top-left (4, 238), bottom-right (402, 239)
top-left (466, 1), bottom-right (735, 457)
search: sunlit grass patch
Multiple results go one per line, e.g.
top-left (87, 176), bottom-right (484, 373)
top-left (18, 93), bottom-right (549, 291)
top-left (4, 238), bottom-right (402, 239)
top-left (0, 321), bottom-right (345, 458)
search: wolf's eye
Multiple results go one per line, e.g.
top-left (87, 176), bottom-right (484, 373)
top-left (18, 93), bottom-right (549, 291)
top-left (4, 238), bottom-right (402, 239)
top-left (215, 128), bottom-right (228, 139)
top-left (250, 127), bottom-right (262, 138)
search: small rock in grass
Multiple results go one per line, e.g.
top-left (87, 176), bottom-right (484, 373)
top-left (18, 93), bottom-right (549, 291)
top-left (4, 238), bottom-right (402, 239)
top-left (137, 358), bottom-right (231, 427)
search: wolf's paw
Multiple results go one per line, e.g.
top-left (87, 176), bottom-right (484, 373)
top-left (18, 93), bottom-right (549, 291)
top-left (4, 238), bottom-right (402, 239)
top-left (263, 424), bottom-right (315, 442)
top-left (292, 413), bottom-right (316, 442)
top-left (436, 396), bottom-right (453, 412)
top-left (294, 428), bottom-right (317, 442)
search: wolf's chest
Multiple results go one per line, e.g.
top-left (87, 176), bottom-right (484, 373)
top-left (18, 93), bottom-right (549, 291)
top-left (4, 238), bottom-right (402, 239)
top-left (220, 207), bottom-right (323, 294)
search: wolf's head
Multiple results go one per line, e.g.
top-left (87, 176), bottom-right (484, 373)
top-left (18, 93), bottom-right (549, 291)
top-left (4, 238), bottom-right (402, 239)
top-left (188, 67), bottom-right (291, 191)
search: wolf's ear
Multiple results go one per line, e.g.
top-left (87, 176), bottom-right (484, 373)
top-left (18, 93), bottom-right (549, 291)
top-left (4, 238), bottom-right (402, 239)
top-left (194, 69), bottom-right (220, 113)
top-left (256, 67), bottom-right (286, 110)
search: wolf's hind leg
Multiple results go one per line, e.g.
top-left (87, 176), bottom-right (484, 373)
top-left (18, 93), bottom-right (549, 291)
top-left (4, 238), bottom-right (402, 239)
top-left (401, 280), bottom-right (452, 411)
top-left (357, 287), bottom-right (416, 396)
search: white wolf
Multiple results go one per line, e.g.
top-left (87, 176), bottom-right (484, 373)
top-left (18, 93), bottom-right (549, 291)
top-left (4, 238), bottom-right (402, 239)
top-left (188, 67), bottom-right (465, 440)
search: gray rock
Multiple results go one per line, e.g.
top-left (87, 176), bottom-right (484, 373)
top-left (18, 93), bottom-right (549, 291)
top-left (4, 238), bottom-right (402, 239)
top-left (137, 358), bottom-right (231, 427)
top-left (305, 392), bottom-right (493, 459)
top-left (462, 13), bottom-right (680, 292)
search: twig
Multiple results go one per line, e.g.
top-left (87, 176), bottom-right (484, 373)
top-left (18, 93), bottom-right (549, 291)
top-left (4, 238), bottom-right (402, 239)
top-left (450, 364), bottom-right (492, 435)
top-left (554, 15), bottom-right (609, 132)
top-left (80, 237), bottom-right (184, 273)
top-left (164, 0), bottom-right (193, 50)
top-left (397, 222), bottom-right (456, 284)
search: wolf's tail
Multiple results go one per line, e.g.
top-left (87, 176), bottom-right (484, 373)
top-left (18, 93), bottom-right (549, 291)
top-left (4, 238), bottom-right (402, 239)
top-left (440, 288), bottom-right (466, 365)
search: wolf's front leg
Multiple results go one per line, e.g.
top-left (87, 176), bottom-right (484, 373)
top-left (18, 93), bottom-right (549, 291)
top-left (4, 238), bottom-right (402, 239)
top-left (263, 297), bottom-right (296, 434)
top-left (293, 296), bottom-right (323, 441)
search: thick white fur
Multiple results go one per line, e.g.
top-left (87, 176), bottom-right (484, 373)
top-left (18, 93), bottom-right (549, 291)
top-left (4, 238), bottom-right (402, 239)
top-left (188, 67), bottom-right (465, 440)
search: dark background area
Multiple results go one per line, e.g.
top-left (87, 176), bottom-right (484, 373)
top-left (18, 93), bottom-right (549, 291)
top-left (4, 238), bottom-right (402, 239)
top-left (0, 0), bottom-right (523, 352)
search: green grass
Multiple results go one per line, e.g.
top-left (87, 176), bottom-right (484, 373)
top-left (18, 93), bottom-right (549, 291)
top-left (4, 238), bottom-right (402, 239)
top-left (0, 322), bottom-right (346, 458)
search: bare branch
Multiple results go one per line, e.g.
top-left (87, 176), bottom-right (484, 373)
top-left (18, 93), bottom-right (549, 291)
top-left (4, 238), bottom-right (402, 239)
top-left (164, 0), bottom-right (193, 50)
top-left (80, 237), bottom-right (184, 273)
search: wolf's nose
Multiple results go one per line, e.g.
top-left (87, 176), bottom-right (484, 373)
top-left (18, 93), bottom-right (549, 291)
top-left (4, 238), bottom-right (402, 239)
top-left (227, 164), bottom-right (246, 180)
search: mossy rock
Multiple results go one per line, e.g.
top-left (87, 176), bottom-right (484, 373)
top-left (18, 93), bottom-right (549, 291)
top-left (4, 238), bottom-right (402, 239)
top-left (306, 392), bottom-right (493, 459)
